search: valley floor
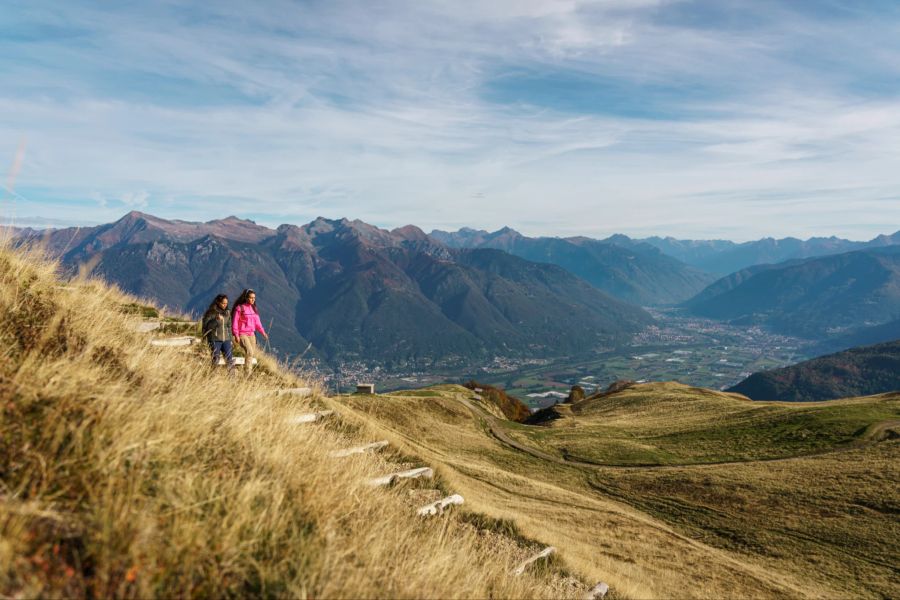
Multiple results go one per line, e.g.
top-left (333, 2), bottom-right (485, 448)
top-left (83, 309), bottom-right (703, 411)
top-left (305, 308), bottom-right (812, 404)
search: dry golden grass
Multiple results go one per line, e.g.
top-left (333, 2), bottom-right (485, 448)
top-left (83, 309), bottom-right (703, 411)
top-left (596, 441), bottom-right (900, 599)
top-left (339, 384), bottom-right (900, 599)
top-left (0, 244), bottom-right (580, 598)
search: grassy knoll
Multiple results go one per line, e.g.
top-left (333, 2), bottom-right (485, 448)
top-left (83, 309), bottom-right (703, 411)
top-left (338, 384), bottom-right (899, 599)
top-left (503, 382), bottom-right (900, 465)
top-left (0, 244), bottom-right (576, 599)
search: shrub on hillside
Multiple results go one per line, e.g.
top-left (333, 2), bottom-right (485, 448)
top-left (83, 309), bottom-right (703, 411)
top-left (566, 385), bottom-right (585, 403)
top-left (464, 381), bottom-right (532, 422)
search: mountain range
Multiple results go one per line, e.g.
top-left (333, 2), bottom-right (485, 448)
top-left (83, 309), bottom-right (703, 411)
top-left (728, 340), bottom-right (900, 401)
top-left (17, 213), bottom-right (900, 368)
top-left (429, 227), bottom-right (715, 305)
top-left (628, 231), bottom-right (900, 275)
top-left (684, 246), bottom-right (900, 339)
top-left (19, 212), bottom-right (651, 366)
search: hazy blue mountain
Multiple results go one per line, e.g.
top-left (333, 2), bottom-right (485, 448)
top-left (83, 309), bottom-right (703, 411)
top-left (23, 212), bottom-right (652, 366)
top-left (728, 340), bottom-right (900, 401)
top-left (429, 228), bottom-right (714, 305)
top-left (685, 247), bottom-right (900, 338)
top-left (622, 231), bottom-right (900, 275)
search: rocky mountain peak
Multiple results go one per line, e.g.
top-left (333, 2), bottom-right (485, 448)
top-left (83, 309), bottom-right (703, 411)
top-left (391, 224), bottom-right (429, 242)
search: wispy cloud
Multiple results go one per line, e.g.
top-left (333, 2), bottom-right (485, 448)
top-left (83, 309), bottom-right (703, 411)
top-left (1, 0), bottom-right (899, 240)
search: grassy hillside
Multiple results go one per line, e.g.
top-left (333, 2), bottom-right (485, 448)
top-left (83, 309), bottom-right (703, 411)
top-left (0, 244), bottom-right (581, 598)
top-left (339, 383), bottom-right (899, 599)
top-left (509, 382), bottom-right (900, 465)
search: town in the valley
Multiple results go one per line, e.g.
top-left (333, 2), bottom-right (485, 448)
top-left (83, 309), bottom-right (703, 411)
top-left (302, 309), bottom-right (810, 407)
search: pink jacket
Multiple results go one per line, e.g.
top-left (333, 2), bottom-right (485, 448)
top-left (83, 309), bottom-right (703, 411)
top-left (232, 303), bottom-right (266, 338)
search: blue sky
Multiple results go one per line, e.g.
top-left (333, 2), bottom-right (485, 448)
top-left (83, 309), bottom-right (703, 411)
top-left (1, 0), bottom-right (899, 240)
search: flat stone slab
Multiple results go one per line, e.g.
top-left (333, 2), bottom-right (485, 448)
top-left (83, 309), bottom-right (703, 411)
top-left (513, 546), bottom-right (556, 576)
top-left (218, 357), bottom-right (258, 366)
top-left (150, 336), bottom-right (197, 347)
top-left (417, 494), bottom-right (464, 516)
top-left (253, 386), bottom-right (311, 399)
top-left (288, 410), bottom-right (334, 424)
top-left (367, 467), bottom-right (433, 487)
top-left (132, 321), bottom-right (161, 333)
top-left (329, 440), bottom-right (389, 458)
top-left (585, 582), bottom-right (609, 599)
top-left (274, 387), bottom-right (312, 396)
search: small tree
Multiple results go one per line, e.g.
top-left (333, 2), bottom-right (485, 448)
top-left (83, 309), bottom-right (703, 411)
top-left (565, 385), bottom-right (585, 403)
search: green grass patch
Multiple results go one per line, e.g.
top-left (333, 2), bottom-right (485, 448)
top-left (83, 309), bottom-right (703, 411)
top-left (120, 302), bottom-right (159, 318)
top-left (503, 386), bottom-right (900, 465)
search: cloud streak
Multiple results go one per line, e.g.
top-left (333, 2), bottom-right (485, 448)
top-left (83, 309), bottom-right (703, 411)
top-left (1, 0), bottom-right (899, 240)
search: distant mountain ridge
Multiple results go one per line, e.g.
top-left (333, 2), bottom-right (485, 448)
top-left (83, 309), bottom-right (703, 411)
top-left (619, 231), bottom-right (900, 275)
top-left (684, 246), bottom-right (900, 339)
top-left (20, 212), bottom-right (652, 367)
top-left (430, 227), bottom-right (715, 305)
top-left (728, 340), bottom-right (900, 401)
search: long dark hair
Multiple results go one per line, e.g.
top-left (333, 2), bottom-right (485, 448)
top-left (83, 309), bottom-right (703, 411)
top-left (203, 294), bottom-right (228, 319)
top-left (232, 288), bottom-right (258, 317)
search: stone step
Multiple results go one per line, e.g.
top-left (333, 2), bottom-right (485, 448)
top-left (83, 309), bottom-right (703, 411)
top-left (272, 387), bottom-right (312, 397)
top-left (329, 440), bottom-right (389, 458)
top-left (132, 321), bottom-right (161, 333)
top-left (253, 387), bottom-right (311, 400)
top-left (150, 336), bottom-right (197, 347)
top-left (367, 467), bottom-right (434, 487)
top-left (417, 494), bottom-right (464, 516)
top-left (218, 357), bottom-right (258, 366)
top-left (513, 546), bottom-right (556, 576)
top-left (287, 410), bottom-right (334, 424)
top-left (585, 582), bottom-right (609, 599)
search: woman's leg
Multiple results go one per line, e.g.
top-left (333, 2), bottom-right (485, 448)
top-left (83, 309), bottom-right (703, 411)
top-left (223, 340), bottom-right (235, 371)
top-left (240, 335), bottom-right (256, 374)
top-left (209, 340), bottom-right (221, 366)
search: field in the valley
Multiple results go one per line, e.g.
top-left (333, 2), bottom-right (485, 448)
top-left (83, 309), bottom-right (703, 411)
top-left (338, 384), bottom-right (900, 599)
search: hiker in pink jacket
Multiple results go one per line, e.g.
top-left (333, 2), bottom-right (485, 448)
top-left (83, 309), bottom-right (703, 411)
top-left (231, 288), bottom-right (268, 374)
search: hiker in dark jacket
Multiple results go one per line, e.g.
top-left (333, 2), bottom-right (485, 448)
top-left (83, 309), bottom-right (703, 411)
top-left (202, 294), bottom-right (234, 370)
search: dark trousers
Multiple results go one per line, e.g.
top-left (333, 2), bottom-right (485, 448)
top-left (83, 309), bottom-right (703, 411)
top-left (209, 340), bottom-right (234, 368)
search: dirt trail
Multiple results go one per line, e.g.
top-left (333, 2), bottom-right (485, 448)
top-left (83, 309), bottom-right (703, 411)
top-left (458, 396), bottom-right (899, 471)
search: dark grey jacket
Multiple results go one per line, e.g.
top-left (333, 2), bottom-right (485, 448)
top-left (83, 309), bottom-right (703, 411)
top-left (202, 308), bottom-right (231, 342)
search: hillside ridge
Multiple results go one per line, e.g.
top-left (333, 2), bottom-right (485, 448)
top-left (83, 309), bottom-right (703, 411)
top-left (728, 340), bottom-right (900, 401)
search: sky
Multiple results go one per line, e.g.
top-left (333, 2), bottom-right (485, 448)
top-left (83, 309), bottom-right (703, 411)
top-left (1, 0), bottom-right (899, 241)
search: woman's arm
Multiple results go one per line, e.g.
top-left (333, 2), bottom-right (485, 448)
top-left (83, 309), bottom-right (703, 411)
top-left (231, 306), bottom-right (240, 338)
top-left (202, 313), bottom-right (217, 336)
